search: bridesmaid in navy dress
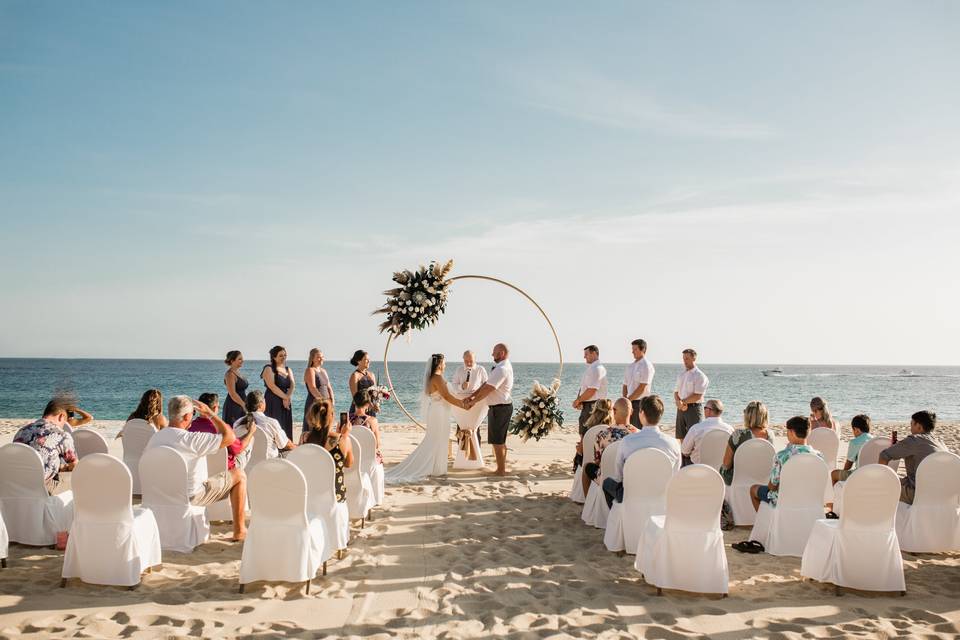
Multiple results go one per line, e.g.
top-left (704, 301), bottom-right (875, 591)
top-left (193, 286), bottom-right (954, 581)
top-left (349, 349), bottom-right (379, 418)
top-left (261, 345), bottom-right (295, 441)
top-left (303, 347), bottom-right (334, 427)
top-left (222, 350), bottom-right (249, 425)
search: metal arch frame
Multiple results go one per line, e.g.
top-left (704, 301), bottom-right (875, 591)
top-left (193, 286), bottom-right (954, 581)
top-left (382, 274), bottom-right (564, 430)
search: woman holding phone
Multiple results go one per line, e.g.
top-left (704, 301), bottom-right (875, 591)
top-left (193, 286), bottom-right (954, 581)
top-left (301, 399), bottom-right (353, 503)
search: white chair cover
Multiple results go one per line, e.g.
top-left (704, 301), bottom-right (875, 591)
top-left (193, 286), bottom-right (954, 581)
top-left (635, 464), bottom-right (728, 594)
top-left (726, 438), bottom-right (775, 526)
top-left (120, 419), bottom-right (156, 495)
top-left (204, 449), bottom-right (247, 522)
top-left (239, 459), bottom-right (324, 585)
top-left (572, 425), bottom-right (606, 502)
top-left (246, 429), bottom-right (270, 470)
top-left (139, 446), bottom-right (209, 552)
top-left (345, 434), bottom-right (375, 520)
top-left (569, 466), bottom-right (586, 504)
top-left (0, 509), bottom-right (8, 562)
top-left (287, 444), bottom-right (350, 562)
top-left (581, 440), bottom-right (621, 529)
top-left (0, 443), bottom-right (74, 545)
top-left (699, 429), bottom-right (731, 470)
top-left (749, 453), bottom-right (828, 556)
top-left (450, 401), bottom-right (487, 470)
top-left (833, 437), bottom-right (900, 516)
top-left (72, 429), bottom-right (109, 460)
top-left (61, 454), bottom-right (161, 586)
top-left (895, 451), bottom-right (960, 553)
top-left (801, 464), bottom-right (905, 592)
top-left (809, 428), bottom-right (840, 504)
top-left (352, 427), bottom-right (384, 506)
top-left (604, 448), bottom-right (672, 553)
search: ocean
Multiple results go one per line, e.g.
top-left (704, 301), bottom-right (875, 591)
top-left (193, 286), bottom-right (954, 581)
top-left (1, 359), bottom-right (958, 427)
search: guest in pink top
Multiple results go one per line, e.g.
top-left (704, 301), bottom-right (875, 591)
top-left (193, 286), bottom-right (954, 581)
top-left (189, 393), bottom-right (255, 469)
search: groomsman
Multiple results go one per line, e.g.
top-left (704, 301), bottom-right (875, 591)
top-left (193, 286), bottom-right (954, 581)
top-left (622, 338), bottom-right (655, 428)
top-left (452, 350), bottom-right (488, 443)
top-left (673, 348), bottom-right (710, 441)
top-left (573, 345), bottom-right (607, 436)
top-left (465, 343), bottom-right (514, 476)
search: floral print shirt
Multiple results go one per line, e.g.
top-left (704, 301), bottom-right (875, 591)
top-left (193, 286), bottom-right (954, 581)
top-left (595, 426), bottom-right (636, 465)
top-left (767, 443), bottom-right (823, 507)
top-left (13, 419), bottom-right (77, 482)
top-left (328, 435), bottom-right (347, 503)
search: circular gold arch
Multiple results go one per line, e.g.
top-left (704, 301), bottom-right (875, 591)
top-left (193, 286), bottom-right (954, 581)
top-left (382, 274), bottom-right (563, 429)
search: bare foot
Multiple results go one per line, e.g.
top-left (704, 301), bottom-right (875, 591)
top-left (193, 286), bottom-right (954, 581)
top-left (231, 531), bottom-right (247, 542)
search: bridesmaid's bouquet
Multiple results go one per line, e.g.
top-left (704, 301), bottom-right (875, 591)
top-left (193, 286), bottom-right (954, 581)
top-left (509, 379), bottom-right (564, 442)
top-left (374, 260), bottom-right (454, 336)
top-left (367, 385), bottom-right (392, 405)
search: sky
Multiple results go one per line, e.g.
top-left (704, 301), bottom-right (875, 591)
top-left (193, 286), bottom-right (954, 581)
top-left (1, 2), bottom-right (959, 365)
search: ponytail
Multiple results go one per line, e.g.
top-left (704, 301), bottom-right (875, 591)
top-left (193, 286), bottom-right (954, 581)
top-left (304, 399), bottom-right (333, 446)
top-left (242, 390), bottom-right (264, 434)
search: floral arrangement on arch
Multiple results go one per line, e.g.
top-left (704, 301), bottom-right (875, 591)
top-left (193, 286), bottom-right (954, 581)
top-left (509, 379), bottom-right (564, 442)
top-left (374, 260), bottom-right (455, 336)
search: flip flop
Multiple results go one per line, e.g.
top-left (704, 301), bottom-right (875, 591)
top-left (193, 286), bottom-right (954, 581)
top-left (825, 511), bottom-right (839, 520)
top-left (732, 540), bottom-right (765, 554)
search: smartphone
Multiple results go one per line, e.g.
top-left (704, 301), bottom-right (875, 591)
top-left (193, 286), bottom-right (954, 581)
top-left (339, 412), bottom-right (348, 427)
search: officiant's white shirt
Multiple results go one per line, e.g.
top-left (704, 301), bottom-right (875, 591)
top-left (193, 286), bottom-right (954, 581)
top-left (452, 364), bottom-right (487, 395)
top-left (486, 359), bottom-right (514, 405)
top-left (579, 361), bottom-right (608, 401)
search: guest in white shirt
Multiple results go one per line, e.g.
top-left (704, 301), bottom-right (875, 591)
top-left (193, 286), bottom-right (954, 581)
top-left (145, 395), bottom-right (249, 541)
top-left (603, 395), bottom-right (679, 506)
top-left (622, 338), bottom-right (655, 429)
top-left (673, 348), bottom-right (709, 442)
top-left (465, 343), bottom-right (514, 476)
top-left (680, 399), bottom-right (733, 465)
top-left (233, 390), bottom-right (295, 461)
top-left (573, 345), bottom-right (608, 436)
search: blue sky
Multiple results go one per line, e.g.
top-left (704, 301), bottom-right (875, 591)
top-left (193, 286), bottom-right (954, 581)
top-left (2, 2), bottom-right (959, 364)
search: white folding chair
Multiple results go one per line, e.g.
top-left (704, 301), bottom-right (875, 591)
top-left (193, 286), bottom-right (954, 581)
top-left (833, 437), bottom-right (899, 516)
top-left (726, 438), bottom-right (775, 526)
top-left (352, 427), bottom-right (384, 507)
top-left (808, 428), bottom-right (840, 504)
top-left (604, 448), bottom-right (673, 553)
top-left (120, 419), bottom-right (156, 495)
top-left (72, 429), bottom-right (109, 460)
top-left (0, 509), bottom-right (8, 568)
top-left (61, 454), bottom-right (161, 587)
top-left (139, 446), bottom-right (209, 552)
top-left (801, 464), bottom-right (905, 594)
top-left (749, 453), bottom-right (828, 556)
top-left (239, 459), bottom-right (324, 594)
top-left (635, 464), bottom-right (728, 595)
top-left (581, 440), bottom-right (622, 529)
top-left (0, 443), bottom-right (74, 546)
top-left (344, 434), bottom-right (375, 526)
top-left (287, 444), bottom-right (350, 566)
top-left (204, 449), bottom-right (246, 523)
top-left (699, 429), bottom-right (731, 470)
top-left (570, 425), bottom-right (607, 504)
top-left (895, 451), bottom-right (960, 553)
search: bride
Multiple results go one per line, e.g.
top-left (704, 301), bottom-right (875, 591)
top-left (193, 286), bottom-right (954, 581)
top-left (384, 353), bottom-right (465, 483)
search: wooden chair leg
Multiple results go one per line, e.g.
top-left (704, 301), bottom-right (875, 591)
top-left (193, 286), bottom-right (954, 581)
top-left (322, 561), bottom-right (327, 576)
top-left (834, 585), bottom-right (842, 596)
top-left (304, 579), bottom-right (311, 595)
top-left (60, 578), bottom-right (67, 588)
top-left (239, 583), bottom-right (245, 594)
top-left (656, 587), bottom-right (663, 596)
top-left (337, 549), bottom-right (344, 560)
top-left (361, 517), bottom-right (365, 529)
top-left (1, 558), bottom-right (6, 569)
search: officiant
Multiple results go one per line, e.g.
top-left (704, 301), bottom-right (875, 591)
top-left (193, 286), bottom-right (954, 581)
top-left (452, 350), bottom-right (488, 443)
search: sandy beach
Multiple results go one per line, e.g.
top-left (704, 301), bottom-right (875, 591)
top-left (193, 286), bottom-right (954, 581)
top-left (1, 418), bottom-right (958, 639)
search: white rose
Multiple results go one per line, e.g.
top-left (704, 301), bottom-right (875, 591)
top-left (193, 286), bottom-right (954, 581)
top-left (410, 311), bottom-right (417, 317)
top-left (539, 402), bottom-right (545, 409)
top-left (406, 300), bottom-right (412, 306)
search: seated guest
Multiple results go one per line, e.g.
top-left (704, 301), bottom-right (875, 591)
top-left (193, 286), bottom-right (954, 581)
top-left (351, 390), bottom-right (383, 465)
top-left (577, 398), bottom-right (615, 495)
top-left (809, 396), bottom-right (839, 431)
top-left (584, 398), bottom-right (638, 481)
top-left (13, 398), bottom-right (79, 494)
top-left (680, 399), bottom-right (734, 465)
top-left (232, 390), bottom-right (295, 460)
top-left (65, 405), bottom-right (94, 429)
top-left (879, 410), bottom-right (947, 504)
top-left (602, 395), bottom-right (679, 506)
top-left (190, 393), bottom-right (256, 470)
top-left (145, 395), bottom-right (248, 541)
top-left (750, 416), bottom-right (823, 511)
top-left (127, 389), bottom-right (169, 429)
top-left (302, 398), bottom-right (354, 503)
top-left (719, 400), bottom-right (773, 486)
top-left (831, 414), bottom-right (872, 485)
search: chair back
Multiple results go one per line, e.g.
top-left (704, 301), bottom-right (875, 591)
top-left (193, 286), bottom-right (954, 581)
top-left (73, 453), bottom-right (133, 524)
top-left (0, 443), bottom-right (48, 499)
top-left (352, 427), bottom-right (378, 476)
top-left (287, 444), bottom-right (337, 517)
top-left (598, 440), bottom-right (622, 484)
top-left (344, 433), bottom-right (364, 486)
top-left (700, 430), bottom-right (731, 469)
top-left (121, 420), bottom-right (156, 475)
top-left (913, 451), bottom-right (960, 508)
top-left (776, 453), bottom-right (828, 508)
top-left (580, 425), bottom-right (608, 468)
top-left (139, 446), bottom-right (190, 506)
top-left (206, 447), bottom-right (229, 477)
top-left (841, 464), bottom-right (901, 531)
top-left (808, 428), bottom-right (840, 470)
top-left (623, 447), bottom-right (673, 503)
top-left (731, 438), bottom-right (776, 486)
top-left (248, 459), bottom-right (308, 526)
top-left (664, 464), bottom-right (724, 532)
top-left (73, 429), bottom-right (109, 459)
top-left (246, 429), bottom-right (269, 469)
top-left (855, 436), bottom-right (900, 471)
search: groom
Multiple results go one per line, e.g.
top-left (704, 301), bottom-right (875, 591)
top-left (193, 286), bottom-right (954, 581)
top-left (464, 343), bottom-right (514, 476)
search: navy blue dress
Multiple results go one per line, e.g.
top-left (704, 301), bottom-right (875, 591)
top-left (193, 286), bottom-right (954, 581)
top-left (262, 365), bottom-right (294, 441)
top-left (222, 370), bottom-right (248, 426)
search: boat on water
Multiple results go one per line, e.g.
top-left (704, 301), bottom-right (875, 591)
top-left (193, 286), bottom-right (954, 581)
top-left (897, 369), bottom-right (916, 377)
top-left (761, 367), bottom-right (783, 377)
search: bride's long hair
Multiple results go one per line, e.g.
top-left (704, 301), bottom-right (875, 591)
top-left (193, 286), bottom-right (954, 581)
top-left (420, 353), bottom-right (445, 420)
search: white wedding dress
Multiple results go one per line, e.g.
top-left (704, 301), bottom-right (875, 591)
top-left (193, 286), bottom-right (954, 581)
top-left (384, 387), bottom-right (451, 484)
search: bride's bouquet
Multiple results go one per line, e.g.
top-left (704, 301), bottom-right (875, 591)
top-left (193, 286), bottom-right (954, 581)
top-left (509, 379), bottom-right (564, 442)
top-left (373, 260), bottom-right (454, 336)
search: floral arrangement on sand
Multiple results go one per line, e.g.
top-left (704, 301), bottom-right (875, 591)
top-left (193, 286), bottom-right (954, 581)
top-left (509, 379), bottom-right (564, 442)
top-left (374, 260), bottom-right (455, 336)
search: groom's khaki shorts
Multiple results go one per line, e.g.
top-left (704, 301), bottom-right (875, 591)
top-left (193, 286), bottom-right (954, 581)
top-left (487, 404), bottom-right (513, 445)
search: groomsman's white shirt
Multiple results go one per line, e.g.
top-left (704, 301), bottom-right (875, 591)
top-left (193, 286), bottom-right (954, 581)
top-left (486, 359), bottom-right (514, 405)
top-left (452, 364), bottom-right (488, 395)
top-left (624, 358), bottom-right (655, 398)
top-left (674, 366), bottom-right (709, 400)
top-left (579, 361), bottom-right (608, 401)
top-left (680, 416), bottom-right (733, 464)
